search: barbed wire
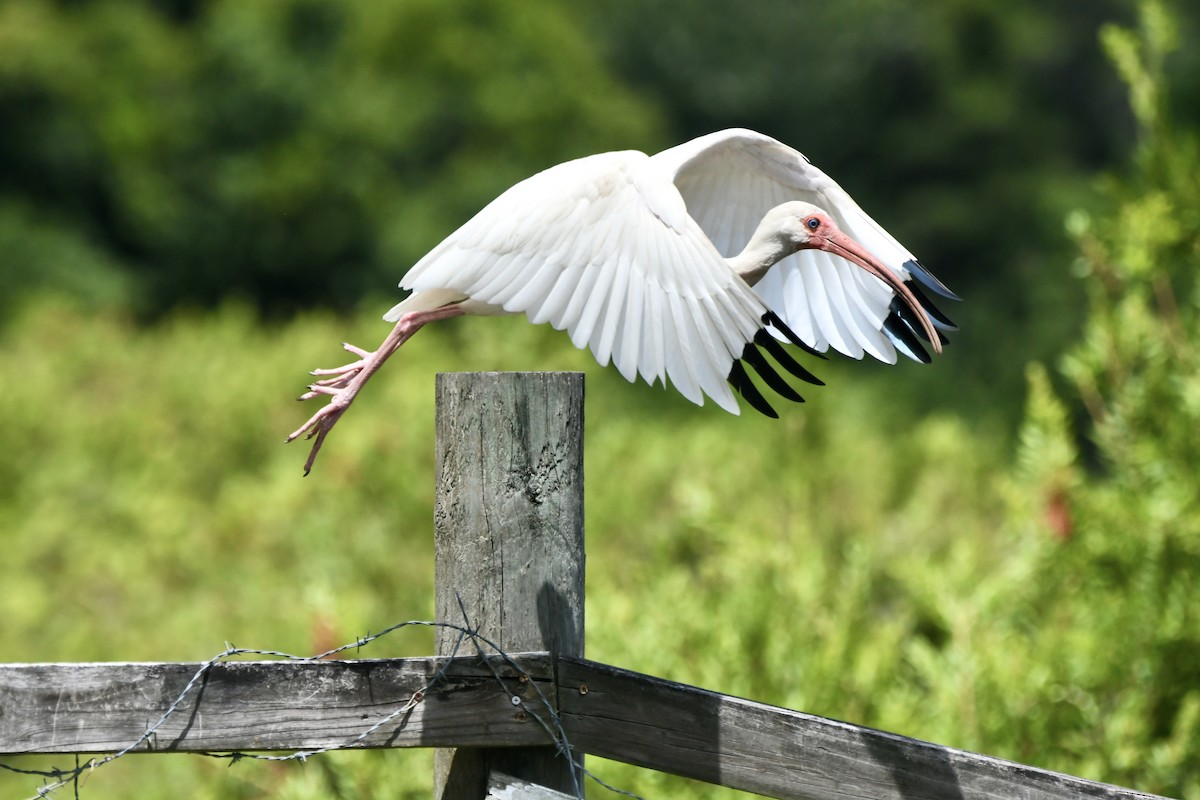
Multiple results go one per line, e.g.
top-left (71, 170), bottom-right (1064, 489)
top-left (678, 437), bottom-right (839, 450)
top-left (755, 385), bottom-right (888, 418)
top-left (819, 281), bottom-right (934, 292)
top-left (1, 602), bottom-right (641, 800)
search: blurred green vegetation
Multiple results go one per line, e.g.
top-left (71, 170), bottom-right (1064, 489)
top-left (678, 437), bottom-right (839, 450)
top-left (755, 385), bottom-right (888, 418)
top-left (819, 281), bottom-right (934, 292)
top-left (0, 0), bottom-right (663, 314)
top-left (2, 0), bottom-right (1199, 798)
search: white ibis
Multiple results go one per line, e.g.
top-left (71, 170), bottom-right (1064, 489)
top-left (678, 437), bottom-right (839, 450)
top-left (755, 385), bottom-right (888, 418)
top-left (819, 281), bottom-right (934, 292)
top-left (288, 128), bottom-right (958, 473)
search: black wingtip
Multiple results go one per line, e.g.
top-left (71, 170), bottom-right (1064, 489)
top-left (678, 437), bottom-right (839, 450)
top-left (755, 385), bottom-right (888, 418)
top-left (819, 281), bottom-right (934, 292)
top-left (762, 311), bottom-right (827, 359)
top-left (904, 259), bottom-right (961, 302)
top-left (907, 281), bottom-right (958, 332)
top-left (883, 314), bottom-right (931, 364)
top-left (728, 314), bottom-right (831, 417)
top-left (728, 360), bottom-right (779, 418)
top-left (741, 345), bottom-right (806, 402)
top-left (754, 330), bottom-right (825, 386)
top-left (889, 297), bottom-right (949, 347)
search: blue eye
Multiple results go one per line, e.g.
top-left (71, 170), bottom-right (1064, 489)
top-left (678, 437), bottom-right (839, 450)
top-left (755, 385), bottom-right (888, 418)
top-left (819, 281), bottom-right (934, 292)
top-left (806, 217), bottom-right (820, 230)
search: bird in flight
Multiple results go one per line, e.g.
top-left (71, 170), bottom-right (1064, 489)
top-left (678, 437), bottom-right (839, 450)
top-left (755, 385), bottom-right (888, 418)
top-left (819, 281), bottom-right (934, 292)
top-left (288, 128), bottom-right (958, 474)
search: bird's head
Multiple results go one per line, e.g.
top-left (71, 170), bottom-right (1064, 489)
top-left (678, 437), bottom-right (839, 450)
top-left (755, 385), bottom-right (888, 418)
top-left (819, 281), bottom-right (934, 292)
top-left (764, 202), bottom-right (888, 271)
top-left (765, 201), bottom-right (840, 251)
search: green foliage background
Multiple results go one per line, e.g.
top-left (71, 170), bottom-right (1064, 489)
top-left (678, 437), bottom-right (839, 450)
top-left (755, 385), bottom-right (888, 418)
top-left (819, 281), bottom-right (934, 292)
top-left (2, 0), bottom-right (1199, 798)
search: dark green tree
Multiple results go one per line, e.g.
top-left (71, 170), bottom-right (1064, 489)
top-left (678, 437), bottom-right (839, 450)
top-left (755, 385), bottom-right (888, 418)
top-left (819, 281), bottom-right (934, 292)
top-left (0, 0), bottom-right (663, 316)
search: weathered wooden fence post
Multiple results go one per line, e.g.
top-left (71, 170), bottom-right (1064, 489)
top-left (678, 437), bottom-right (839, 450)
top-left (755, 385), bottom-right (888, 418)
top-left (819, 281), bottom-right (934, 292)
top-left (433, 372), bottom-right (585, 798)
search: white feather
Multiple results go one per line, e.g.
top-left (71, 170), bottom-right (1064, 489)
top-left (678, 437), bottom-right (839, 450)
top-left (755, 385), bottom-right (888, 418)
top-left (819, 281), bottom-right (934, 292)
top-left (617, 266), bottom-right (645, 382)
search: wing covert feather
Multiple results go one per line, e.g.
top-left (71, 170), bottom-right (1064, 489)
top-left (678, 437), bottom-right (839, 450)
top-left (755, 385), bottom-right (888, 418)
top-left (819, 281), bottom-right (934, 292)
top-left (398, 149), bottom-right (772, 412)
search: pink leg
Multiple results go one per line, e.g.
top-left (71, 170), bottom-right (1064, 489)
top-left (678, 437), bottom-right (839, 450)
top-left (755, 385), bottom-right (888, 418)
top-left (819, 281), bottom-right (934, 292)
top-left (287, 304), bottom-right (466, 475)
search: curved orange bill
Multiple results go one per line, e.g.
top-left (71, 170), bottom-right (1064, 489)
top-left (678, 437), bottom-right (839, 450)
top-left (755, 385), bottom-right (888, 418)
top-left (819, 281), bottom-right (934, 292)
top-left (818, 231), bottom-right (942, 355)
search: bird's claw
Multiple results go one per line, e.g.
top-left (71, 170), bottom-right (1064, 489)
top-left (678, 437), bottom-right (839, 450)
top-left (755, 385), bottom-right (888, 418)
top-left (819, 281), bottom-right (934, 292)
top-left (288, 341), bottom-right (374, 475)
top-left (310, 363), bottom-right (361, 377)
top-left (297, 386), bottom-right (334, 401)
top-left (308, 343), bottom-right (370, 378)
top-left (310, 361), bottom-right (363, 378)
top-left (286, 401), bottom-right (350, 475)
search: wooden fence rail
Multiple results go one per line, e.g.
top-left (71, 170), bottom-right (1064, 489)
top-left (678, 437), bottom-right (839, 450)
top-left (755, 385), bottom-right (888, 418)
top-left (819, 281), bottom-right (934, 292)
top-left (0, 655), bottom-right (552, 755)
top-left (0, 653), bottom-right (1168, 800)
top-left (0, 372), bottom-right (1172, 800)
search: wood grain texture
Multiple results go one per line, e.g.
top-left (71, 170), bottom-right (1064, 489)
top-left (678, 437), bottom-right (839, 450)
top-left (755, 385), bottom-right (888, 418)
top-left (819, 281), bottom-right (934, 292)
top-left (0, 655), bottom-right (554, 755)
top-left (433, 373), bottom-right (586, 798)
top-left (555, 657), bottom-right (1169, 800)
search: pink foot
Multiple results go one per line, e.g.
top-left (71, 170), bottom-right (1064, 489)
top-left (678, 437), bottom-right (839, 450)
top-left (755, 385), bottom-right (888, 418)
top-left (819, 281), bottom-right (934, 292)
top-left (287, 303), bottom-right (466, 475)
top-left (295, 343), bottom-right (371, 399)
top-left (286, 343), bottom-right (374, 475)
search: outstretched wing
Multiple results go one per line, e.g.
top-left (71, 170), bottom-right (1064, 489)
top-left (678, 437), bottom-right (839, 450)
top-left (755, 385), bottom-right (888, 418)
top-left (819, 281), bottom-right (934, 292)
top-left (652, 128), bottom-right (958, 364)
top-left (395, 149), bottom-right (812, 413)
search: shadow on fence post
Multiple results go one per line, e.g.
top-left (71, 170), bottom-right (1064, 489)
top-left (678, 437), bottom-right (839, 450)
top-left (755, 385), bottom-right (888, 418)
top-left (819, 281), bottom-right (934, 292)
top-left (432, 372), bottom-right (585, 798)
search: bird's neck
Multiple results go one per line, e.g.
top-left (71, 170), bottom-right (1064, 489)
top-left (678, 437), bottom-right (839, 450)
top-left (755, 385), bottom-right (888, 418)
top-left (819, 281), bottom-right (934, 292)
top-left (726, 230), bottom-right (795, 287)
